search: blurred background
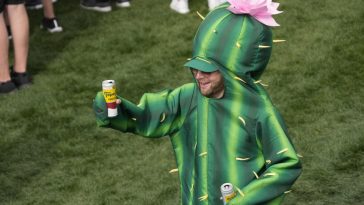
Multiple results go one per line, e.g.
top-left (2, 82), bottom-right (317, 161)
top-left (0, 0), bottom-right (363, 204)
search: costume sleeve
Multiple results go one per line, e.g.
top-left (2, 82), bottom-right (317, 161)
top-left (229, 108), bottom-right (302, 205)
top-left (94, 83), bottom-right (195, 138)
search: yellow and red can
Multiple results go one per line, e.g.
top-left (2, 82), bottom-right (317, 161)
top-left (102, 80), bottom-right (118, 117)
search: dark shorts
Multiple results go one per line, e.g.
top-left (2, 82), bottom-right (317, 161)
top-left (0, 0), bottom-right (25, 13)
top-left (0, 0), bottom-right (4, 13)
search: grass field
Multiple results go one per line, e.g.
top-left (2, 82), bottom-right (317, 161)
top-left (0, 0), bottom-right (363, 204)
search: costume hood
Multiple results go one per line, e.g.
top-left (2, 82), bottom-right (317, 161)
top-left (185, 3), bottom-right (273, 84)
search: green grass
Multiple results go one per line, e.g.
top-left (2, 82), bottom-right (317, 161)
top-left (1, 0), bottom-right (363, 204)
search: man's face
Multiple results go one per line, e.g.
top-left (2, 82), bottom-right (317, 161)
top-left (191, 68), bottom-right (225, 99)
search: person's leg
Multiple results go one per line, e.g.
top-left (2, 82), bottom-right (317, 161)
top-left (6, 2), bottom-right (29, 74)
top-left (0, 10), bottom-right (17, 93)
top-left (42, 0), bottom-right (53, 18)
top-left (3, 9), bottom-right (12, 39)
top-left (41, 0), bottom-right (62, 33)
top-left (0, 11), bottom-right (11, 83)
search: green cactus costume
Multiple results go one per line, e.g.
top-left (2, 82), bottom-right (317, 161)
top-left (94, 3), bottom-right (301, 205)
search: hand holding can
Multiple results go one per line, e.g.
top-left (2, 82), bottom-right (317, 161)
top-left (102, 80), bottom-right (118, 117)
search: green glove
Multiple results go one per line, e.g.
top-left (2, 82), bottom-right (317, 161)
top-left (93, 91), bottom-right (110, 127)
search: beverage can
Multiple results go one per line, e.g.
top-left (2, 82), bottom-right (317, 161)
top-left (102, 80), bottom-right (118, 117)
top-left (221, 183), bottom-right (236, 205)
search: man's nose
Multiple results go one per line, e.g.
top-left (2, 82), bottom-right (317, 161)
top-left (195, 70), bottom-right (204, 79)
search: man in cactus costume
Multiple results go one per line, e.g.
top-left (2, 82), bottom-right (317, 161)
top-left (93, 1), bottom-right (302, 204)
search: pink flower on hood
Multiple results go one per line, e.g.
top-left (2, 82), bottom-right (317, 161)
top-left (226, 0), bottom-right (282, 27)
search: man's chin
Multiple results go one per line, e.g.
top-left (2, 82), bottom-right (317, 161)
top-left (200, 89), bottom-right (212, 98)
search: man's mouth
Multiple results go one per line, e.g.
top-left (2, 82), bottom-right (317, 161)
top-left (199, 81), bottom-right (210, 89)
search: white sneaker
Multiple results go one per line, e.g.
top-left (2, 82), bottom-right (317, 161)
top-left (116, 0), bottom-right (131, 8)
top-left (208, 0), bottom-right (225, 11)
top-left (170, 0), bottom-right (190, 14)
top-left (80, 0), bottom-right (112, 13)
top-left (41, 17), bottom-right (63, 33)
